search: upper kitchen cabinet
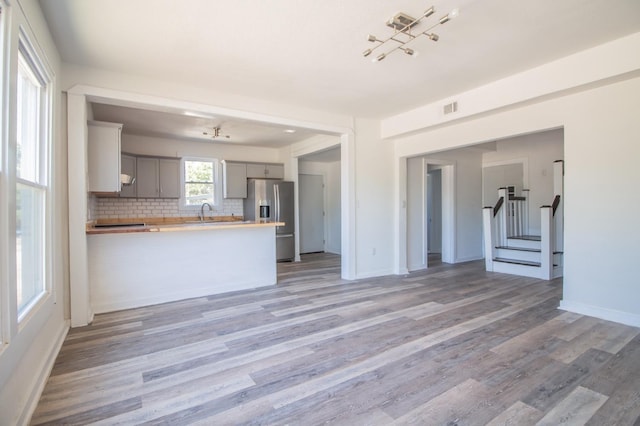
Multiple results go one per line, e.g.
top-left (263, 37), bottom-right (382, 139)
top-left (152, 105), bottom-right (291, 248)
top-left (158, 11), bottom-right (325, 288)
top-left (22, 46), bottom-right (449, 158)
top-left (246, 163), bottom-right (284, 180)
top-left (136, 157), bottom-right (180, 198)
top-left (87, 121), bottom-right (123, 192)
top-left (222, 161), bottom-right (247, 198)
top-left (120, 154), bottom-right (137, 198)
top-left (159, 159), bottom-right (181, 198)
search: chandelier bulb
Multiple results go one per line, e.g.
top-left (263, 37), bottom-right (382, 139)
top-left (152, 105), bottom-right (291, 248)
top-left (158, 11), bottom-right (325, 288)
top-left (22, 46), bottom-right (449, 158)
top-left (363, 48), bottom-right (373, 57)
top-left (367, 34), bottom-right (378, 43)
top-left (426, 32), bottom-right (439, 42)
top-left (403, 48), bottom-right (417, 57)
top-left (423, 7), bottom-right (435, 18)
top-left (373, 53), bottom-right (386, 63)
top-left (450, 8), bottom-right (459, 19)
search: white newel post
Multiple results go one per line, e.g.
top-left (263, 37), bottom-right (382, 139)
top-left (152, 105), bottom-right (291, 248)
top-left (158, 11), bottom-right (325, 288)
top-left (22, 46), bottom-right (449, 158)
top-left (553, 160), bottom-right (564, 252)
top-left (522, 189), bottom-right (530, 236)
top-left (483, 207), bottom-right (495, 271)
top-left (498, 188), bottom-right (508, 246)
top-left (540, 206), bottom-right (553, 280)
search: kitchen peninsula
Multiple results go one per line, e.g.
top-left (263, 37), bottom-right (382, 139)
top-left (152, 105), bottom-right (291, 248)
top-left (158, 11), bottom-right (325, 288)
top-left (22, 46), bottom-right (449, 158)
top-left (87, 219), bottom-right (283, 314)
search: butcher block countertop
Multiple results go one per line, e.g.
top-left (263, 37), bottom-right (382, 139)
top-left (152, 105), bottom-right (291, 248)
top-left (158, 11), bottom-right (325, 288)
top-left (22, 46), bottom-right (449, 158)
top-left (86, 216), bottom-right (284, 235)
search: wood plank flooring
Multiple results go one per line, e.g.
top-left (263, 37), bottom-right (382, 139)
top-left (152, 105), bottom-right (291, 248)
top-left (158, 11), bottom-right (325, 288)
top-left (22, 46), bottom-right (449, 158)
top-left (31, 254), bottom-right (640, 425)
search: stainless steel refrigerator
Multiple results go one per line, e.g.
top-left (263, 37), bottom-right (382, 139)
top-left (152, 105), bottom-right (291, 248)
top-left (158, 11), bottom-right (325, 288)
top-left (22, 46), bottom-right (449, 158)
top-left (244, 179), bottom-right (295, 261)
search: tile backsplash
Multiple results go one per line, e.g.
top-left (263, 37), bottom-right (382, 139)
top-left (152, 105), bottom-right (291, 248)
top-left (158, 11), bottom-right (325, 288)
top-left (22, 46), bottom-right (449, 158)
top-left (94, 197), bottom-right (243, 220)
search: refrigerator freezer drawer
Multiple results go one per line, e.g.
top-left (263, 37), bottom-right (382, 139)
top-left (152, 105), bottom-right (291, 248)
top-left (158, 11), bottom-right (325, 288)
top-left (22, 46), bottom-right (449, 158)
top-left (276, 234), bottom-right (295, 261)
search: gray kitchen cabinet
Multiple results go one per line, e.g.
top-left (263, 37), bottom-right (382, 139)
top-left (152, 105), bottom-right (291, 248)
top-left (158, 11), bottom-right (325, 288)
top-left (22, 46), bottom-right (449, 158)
top-left (159, 158), bottom-right (180, 198)
top-left (136, 157), bottom-right (180, 198)
top-left (246, 163), bottom-right (284, 179)
top-left (136, 157), bottom-right (158, 198)
top-left (222, 161), bottom-right (247, 198)
top-left (88, 121), bottom-right (123, 192)
top-left (120, 154), bottom-right (137, 198)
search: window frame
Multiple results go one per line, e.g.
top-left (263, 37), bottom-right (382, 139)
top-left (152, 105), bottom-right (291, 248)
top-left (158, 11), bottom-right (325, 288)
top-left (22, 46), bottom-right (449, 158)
top-left (0, 1), bottom-right (8, 349)
top-left (13, 26), bottom-right (53, 326)
top-left (180, 156), bottom-right (221, 209)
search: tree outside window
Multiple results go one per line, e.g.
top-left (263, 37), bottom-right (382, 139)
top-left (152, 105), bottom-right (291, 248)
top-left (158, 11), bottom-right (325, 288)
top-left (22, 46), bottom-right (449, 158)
top-left (184, 159), bottom-right (215, 206)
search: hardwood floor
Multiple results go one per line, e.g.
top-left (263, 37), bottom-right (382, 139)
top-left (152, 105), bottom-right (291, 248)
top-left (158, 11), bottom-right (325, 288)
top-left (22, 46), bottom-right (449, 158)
top-left (32, 254), bottom-right (640, 425)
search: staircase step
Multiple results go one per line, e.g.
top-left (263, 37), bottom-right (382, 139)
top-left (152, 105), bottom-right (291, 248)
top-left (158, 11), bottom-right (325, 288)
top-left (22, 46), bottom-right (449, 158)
top-left (496, 246), bottom-right (540, 253)
top-left (495, 246), bottom-right (540, 263)
top-left (510, 235), bottom-right (541, 241)
top-left (506, 237), bottom-right (541, 250)
top-left (494, 257), bottom-right (541, 267)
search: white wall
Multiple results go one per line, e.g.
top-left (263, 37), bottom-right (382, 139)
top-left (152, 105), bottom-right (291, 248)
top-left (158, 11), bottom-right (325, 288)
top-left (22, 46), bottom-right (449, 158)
top-left (354, 118), bottom-right (395, 278)
top-left (394, 75), bottom-right (640, 327)
top-left (483, 129), bottom-right (564, 234)
top-left (0, 0), bottom-right (69, 423)
top-left (326, 161), bottom-right (341, 254)
top-left (406, 157), bottom-right (425, 270)
top-left (63, 64), bottom-right (353, 132)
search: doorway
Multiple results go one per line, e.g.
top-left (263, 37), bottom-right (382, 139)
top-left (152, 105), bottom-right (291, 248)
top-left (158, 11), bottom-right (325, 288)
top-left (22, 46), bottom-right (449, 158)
top-left (406, 158), bottom-right (455, 271)
top-left (299, 174), bottom-right (325, 254)
top-left (427, 167), bottom-right (442, 255)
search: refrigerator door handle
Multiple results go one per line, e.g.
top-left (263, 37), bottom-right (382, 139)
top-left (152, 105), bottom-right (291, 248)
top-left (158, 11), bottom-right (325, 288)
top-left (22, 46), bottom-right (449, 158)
top-left (274, 184), bottom-right (280, 223)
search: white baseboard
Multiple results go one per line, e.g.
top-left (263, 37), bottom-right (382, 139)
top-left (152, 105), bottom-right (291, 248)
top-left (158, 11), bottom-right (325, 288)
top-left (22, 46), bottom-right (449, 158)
top-left (559, 300), bottom-right (640, 327)
top-left (20, 319), bottom-right (70, 425)
top-left (356, 268), bottom-right (394, 280)
top-left (455, 255), bottom-right (484, 263)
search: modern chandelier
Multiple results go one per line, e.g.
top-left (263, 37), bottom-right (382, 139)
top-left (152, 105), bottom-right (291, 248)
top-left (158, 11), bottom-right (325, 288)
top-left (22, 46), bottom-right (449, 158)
top-left (202, 127), bottom-right (230, 139)
top-left (363, 6), bottom-right (459, 62)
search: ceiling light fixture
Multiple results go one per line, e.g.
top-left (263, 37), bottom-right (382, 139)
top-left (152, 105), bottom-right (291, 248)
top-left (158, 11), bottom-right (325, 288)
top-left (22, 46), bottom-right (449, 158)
top-left (202, 127), bottom-right (230, 139)
top-left (363, 6), bottom-right (458, 62)
top-left (283, 129), bottom-right (297, 134)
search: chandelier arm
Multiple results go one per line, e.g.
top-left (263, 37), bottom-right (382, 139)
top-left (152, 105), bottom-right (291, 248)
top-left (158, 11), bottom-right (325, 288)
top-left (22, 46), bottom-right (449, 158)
top-left (376, 18), bottom-right (446, 58)
top-left (365, 6), bottom-right (457, 61)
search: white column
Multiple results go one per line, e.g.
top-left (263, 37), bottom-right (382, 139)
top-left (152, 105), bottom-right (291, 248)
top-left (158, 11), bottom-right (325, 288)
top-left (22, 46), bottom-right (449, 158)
top-left (67, 93), bottom-right (92, 327)
top-left (540, 206), bottom-right (553, 280)
top-left (498, 188), bottom-right (508, 246)
top-left (482, 208), bottom-right (495, 271)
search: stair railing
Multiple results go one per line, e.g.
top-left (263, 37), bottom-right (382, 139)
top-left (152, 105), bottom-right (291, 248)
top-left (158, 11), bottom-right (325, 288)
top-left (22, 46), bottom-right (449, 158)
top-left (482, 190), bottom-right (507, 272)
top-left (507, 189), bottom-right (529, 237)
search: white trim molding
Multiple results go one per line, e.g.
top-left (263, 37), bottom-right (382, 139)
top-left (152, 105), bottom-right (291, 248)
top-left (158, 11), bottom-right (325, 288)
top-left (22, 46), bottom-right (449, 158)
top-left (559, 300), bottom-right (640, 328)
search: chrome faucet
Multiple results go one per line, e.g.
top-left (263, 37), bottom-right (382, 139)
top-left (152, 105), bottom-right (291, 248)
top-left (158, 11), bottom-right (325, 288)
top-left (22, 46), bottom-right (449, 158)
top-left (199, 202), bottom-right (213, 221)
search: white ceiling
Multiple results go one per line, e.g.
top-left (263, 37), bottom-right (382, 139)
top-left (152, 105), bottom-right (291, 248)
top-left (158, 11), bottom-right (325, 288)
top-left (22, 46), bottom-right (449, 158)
top-left (90, 103), bottom-right (321, 147)
top-left (41, 0), bottom-right (640, 145)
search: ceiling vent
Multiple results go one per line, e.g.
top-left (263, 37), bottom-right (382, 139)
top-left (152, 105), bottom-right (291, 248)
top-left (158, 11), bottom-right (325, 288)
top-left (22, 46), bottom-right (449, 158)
top-left (443, 101), bottom-right (458, 115)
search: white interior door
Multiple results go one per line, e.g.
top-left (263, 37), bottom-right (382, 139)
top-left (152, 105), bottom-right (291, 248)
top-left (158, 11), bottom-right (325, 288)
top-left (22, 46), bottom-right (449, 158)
top-left (299, 174), bottom-right (325, 253)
